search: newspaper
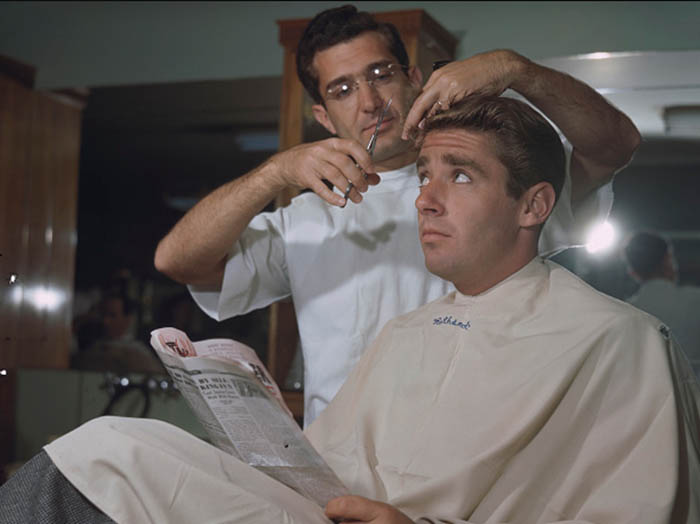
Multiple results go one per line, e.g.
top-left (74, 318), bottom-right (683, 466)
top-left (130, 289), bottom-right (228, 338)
top-left (150, 327), bottom-right (348, 509)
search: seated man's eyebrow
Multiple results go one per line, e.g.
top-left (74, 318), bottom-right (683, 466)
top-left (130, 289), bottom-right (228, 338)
top-left (416, 156), bottom-right (429, 169)
top-left (442, 153), bottom-right (486, 176)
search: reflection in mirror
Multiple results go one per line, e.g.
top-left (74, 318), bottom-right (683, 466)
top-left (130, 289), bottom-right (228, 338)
top-left (71, 77), bottom-right (282, 374)
top-left (551, 137), bottom-right (700, 296)
top-left (542, 51), bottom-right (700, 301)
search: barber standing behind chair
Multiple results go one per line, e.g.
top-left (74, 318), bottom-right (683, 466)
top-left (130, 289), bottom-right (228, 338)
top-left (154, 4), bottom-right (642, 428)
top-left (624, 230), bottom-right (700, 378)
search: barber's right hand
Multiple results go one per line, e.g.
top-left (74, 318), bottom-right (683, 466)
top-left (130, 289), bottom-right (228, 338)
top-left (271, 137), bottom-right (379, 207)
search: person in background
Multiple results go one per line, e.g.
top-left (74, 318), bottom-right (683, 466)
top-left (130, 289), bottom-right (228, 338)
top-left (154, 5), bottom-right (641, 426)
top-left (624, 230), bottom-right (700, 378)
top-left (73, 293), bottom-right (164, 374)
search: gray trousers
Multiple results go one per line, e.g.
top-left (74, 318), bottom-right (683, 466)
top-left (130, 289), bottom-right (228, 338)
top-left (0, 450), bottom-right (115, 524)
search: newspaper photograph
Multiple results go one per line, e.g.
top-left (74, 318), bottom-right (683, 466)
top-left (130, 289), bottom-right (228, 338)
top-left (150, 327), bottom-right (348, 508)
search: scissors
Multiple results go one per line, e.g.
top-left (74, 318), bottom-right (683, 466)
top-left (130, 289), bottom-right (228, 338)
top-left (343, 97), bottom-right (393, 201)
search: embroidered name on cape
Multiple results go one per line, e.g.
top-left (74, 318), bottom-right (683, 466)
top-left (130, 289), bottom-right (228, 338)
top-left (433, 315), bottom-right (471, 330)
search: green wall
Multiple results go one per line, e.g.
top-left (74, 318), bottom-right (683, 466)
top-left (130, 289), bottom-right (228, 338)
top-left (1, 1), bottom-right (699, 89)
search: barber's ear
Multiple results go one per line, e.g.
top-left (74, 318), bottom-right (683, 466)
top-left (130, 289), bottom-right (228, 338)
top-left (408, 65), bottom-right (423, 90)
top-left (312, 104), bottom-right (337, 135)
top-left (519, 182), bottom-right (556, 228)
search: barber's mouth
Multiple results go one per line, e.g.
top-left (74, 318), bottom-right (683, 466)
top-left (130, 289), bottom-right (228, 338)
top-left (365, 117), bottom-right (393, 133)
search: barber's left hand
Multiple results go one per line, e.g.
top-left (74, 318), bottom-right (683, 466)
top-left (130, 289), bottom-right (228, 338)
top-left (325, 495), bottom-right (414, 523)
top-left (402, 49), bottom-right (526, 140)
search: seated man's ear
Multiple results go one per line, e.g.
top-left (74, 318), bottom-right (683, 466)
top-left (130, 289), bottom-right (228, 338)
top-left (519, 182), bottom-right (556, 228)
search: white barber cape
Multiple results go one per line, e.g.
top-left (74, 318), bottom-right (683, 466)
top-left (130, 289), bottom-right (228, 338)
top-left (46, 258), bottom-right (699, 523)
top-left (306, 258), bottom-right (700, 523)
top-left (627, 278), bottom-right (700, 378)
top-left (190, 156), bottom-right (613, 426)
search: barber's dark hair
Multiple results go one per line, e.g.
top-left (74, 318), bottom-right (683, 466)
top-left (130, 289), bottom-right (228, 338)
top-left (296, 5), bottom-right (409, 104)
top-left (623, 231), bottom-right (670, 279)
top-left (423, 95), bottom-right (566, 202)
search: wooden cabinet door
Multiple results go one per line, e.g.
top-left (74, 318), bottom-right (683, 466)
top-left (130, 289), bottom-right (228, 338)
top-left (0, 73), bottom-right (82, 370)
top-left (0, 74), bottom-right (33, 369)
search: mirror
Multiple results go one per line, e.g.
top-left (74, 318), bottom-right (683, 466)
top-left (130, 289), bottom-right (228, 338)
top-left (70, 76), bottom-right (282, 374)
top-left (41, 50), bottom-right (700, 374)
top-left (540, 51), bottom-right (700, 297)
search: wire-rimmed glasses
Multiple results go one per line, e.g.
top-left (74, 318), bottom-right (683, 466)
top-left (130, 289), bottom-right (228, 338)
top-left (326, 63), bottom-right (409, 103)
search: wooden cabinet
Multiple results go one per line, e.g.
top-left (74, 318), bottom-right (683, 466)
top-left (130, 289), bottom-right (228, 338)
top-left (0, 56), bottom-right (83, 475)
top-left (270, 10), bottom-right (457, 416)
top-left (0, 57), bottom-right (83, 371)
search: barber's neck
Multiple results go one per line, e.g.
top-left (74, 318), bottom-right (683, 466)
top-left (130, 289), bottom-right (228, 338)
top-left (373, 145), bottom-right (419, 172)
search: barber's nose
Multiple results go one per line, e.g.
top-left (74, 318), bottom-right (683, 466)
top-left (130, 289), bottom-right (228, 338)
top-left (415, 180), bottom-right (445, 216)
top-left (357, 81), bottom-right (383, 113)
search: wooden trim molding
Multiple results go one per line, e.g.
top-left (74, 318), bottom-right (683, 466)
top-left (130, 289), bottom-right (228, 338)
top-left (46, 87), bottom-right (90, 110)
top-left (277, 9), bottom-right (457, 54)
top-left (0, 54), bottom-right (36, 89)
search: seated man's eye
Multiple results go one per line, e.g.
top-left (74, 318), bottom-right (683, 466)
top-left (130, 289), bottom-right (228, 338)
top-left (455, 172), bottom-right (471, 183)
top-left (418, 176), bottom-right (430, 187)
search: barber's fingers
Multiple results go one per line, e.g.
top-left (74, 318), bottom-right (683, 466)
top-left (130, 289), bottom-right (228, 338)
top-left (327, 137), bottom-right (377, 181)
top-left (328, 150), bottom-right (373, 193)
top-left (320, 158), bottom-right (364, 205)
top-left (314, 140), bottom-right (379, 206)
top-left (280, 138), bottom-right (378, 207)
top-left (402, 64), bottom-right (465, 140)
top-left (302, 154), bottom-right (373, 207)
top-left (305, 175), bottom-right (346, 207)
top-left (402, 88), bottom-right (443, 141)
top-left (402, 53), bottom-right (515, 141)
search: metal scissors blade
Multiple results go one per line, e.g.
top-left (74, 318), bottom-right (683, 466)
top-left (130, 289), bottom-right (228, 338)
top-left (344, 97), bottom-right (393, 201)
top-left (366, 97), bottom-right (392, 157)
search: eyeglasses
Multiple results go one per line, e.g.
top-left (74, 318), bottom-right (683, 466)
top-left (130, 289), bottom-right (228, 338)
top-left (325, 63), bottom-right (409, 102)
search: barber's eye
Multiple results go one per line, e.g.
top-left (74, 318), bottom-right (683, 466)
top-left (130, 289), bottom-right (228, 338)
top-left (454, 172), bottom-right (471, 183)
top-left (335, 84), bottom-right (353, 98)
top-left (371, 68), bottom-right (393, 83)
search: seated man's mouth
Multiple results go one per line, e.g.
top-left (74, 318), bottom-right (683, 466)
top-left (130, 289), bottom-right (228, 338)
top-left (421, 228), bottom-right (450, 240)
